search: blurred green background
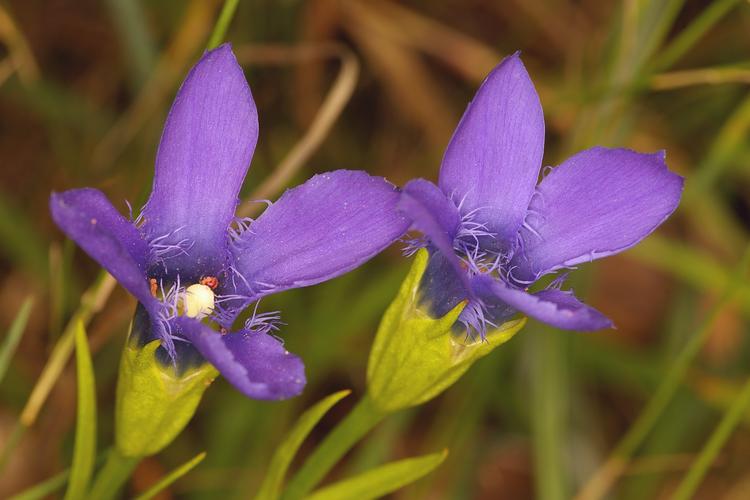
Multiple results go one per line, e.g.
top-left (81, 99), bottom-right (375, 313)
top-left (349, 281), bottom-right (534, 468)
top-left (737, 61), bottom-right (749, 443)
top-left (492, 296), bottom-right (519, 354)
top-left (1, 0), bottom-right (750, 498)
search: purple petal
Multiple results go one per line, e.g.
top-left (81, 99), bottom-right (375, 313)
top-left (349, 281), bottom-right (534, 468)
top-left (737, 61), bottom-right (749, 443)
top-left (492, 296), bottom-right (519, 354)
top-left (230, 170), bottom-right (408, 298)
top-left (438, 53), bottom-right (544, 253)
top-left (512, 147), bottom-right (684, 282)
top-left (398, 179), bottom-right (470, 293)
top-left (473, 276), bottom-right (612, 331)
top-left (418, 250), bottom-right (469, 318)
top-left (141, 44), bottom-right (258, 278)
top-left (176, 318), bottom-right (305, 400)
top-left (402, 179), bottom-right (461, 240)
top-left (50, 188), bottom-right (152, 305)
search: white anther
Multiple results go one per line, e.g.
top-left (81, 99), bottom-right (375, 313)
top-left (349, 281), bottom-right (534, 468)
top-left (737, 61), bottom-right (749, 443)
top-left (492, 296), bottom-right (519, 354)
top-left (184, 284), bottom-right (215, 319)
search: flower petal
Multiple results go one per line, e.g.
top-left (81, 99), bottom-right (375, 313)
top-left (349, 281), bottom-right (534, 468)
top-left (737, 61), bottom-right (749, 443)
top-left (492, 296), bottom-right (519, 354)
top-left (141, 43), bottom-right (259, 279)
top-left (512, 147), bottom-right (684, 282)
top-left (50, 188), bottom-right (152, 305)
top-left (402, 179), bottom-right (461, 241)
top-left (398, 179), bottom-right (470, 293)
top-left (438, 53), bottom-right (545, 253)
top-left (418, 250), bottom-right (469, 318)
top-left (229, 170), bottom-right (408, 298)
top-left (176, 318), bottom-right (305, 400)
top-left (473, 276), bottom-right (612, 331)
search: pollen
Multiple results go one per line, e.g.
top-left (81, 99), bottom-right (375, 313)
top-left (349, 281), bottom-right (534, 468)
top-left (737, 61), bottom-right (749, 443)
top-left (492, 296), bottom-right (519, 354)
top-left (200, 276), bottom-right (219, 289)
top-left (184, 284), bottom-right (215, 319)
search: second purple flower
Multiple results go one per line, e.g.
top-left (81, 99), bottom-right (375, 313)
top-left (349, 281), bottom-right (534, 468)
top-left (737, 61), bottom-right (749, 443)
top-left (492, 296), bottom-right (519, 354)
top-left (399, 53), bottom-right (684, 336)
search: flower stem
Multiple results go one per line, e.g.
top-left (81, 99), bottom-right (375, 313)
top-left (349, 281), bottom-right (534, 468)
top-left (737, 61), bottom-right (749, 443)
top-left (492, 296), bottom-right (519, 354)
top-left (206, 0), bottom-right (240, 50)
top-left (87, 449), bottom-right (139, 500)
top-left (530, 328), bottom-right (569, 500)
top-left (282, 394), bottom-right (385, 499)
top-left (671, 374), bottom-right (750, 499)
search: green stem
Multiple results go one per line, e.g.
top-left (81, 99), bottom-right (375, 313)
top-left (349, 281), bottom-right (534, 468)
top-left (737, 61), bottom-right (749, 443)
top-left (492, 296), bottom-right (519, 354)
top-left (530, 328), bottom-right (569, 500)
top-left (671, 375), bottom-right (750, 500)
top-left (87, 449), bottom-right (139, 500)
top-left (282, 394), bottom-right (386, 499)
top-left (206, 0), bottom-right (240, 50)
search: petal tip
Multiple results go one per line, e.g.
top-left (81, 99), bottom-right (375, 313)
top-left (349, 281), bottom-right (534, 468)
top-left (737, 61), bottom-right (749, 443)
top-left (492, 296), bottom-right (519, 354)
top-left (203, 42), bottom-right (236, 62)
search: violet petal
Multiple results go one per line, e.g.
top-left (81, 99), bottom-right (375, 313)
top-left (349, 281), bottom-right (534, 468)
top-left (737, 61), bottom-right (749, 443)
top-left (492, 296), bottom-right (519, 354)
top-left (512, 147), bottom-right (684, 282)
top-left (230, 170), bottom-right (408, 299)
top-left (473, 275), bottom-right (612, 331)
top-left (141, 44), bottom-right (258, 279)
top-left (50, 188), bottom-right (153, 305)
top-left (438, 53), bottom-right (544, 253)
top-left (176, 318), bottom-right (305, 400)
top-left (398, 179), bottom-right (470, 294)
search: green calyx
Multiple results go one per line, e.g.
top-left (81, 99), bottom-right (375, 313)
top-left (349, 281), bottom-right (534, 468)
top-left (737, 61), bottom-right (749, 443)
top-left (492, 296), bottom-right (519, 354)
top-left (367, 249), bottom-right (526, 413)
top-left (115, 338), bottom-right (218, 457)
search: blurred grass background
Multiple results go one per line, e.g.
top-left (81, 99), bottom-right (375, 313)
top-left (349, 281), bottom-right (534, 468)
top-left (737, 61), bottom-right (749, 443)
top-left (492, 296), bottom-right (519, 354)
top-left (1, 0), bottom-right (750, 498)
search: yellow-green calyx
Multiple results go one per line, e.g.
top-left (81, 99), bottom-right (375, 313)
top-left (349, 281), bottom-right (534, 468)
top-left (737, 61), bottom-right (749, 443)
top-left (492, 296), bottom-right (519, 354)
top-left (367, 249), bottom-right (526, 413)
top-left (115, 337), bottom-right (218, 457)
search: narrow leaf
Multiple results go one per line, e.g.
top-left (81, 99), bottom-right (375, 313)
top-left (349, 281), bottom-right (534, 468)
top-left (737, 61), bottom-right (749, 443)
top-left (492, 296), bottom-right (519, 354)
top-left (63, 320), bottom-right (97, 500)
top-left (304, 450), bottom-right (448, 500)
top-left (0, 296), bottom-right (34, 384)
top-left (8, 470), bottom-right (68, 500)
top-left (255, 390), bottom-right (351, 500)
top-left (9, 454), bottom-right (106, 500)
top-left (133, 452), bottom-right (206, 500)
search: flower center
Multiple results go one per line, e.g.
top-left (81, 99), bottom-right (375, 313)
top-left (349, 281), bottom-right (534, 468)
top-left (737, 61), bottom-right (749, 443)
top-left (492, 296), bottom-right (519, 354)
top-left (183, 284), bottom-right (215, 319)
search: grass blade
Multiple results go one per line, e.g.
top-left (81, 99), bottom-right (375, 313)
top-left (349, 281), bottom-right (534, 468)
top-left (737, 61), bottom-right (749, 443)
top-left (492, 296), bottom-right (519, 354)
top-left (63, 319), bottom-right (97, 500)
top-left (206, 0), bottom-right (240, 50)
top-left (103, 0), bottom-right (156, 88)
top-left (8, 470), bottom-right (69, 500)
top-left (133, 452), bottom-right (206, 500)
top-left (650, 0), bottom-right (744, 71)
top-left (0, 296), bottom-right (34, 384)
top-left (255, 390), bottom-right (351, 500)
top-left (672, 375), bottom-right (750, 499)
top-left (304, 450), bottom-right (448, 500)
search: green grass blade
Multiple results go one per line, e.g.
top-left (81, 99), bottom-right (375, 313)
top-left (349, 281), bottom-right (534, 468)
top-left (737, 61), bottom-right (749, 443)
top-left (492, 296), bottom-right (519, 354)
top-left (672, 376), bottom-right (750, 499)
top-left (255, 390), bottom-right (351, 500)
top-left (103, 0), bottom-right (156, 88)
top-left (0, 297), bottom-right (34, 384)
top-left (282, 395), bottom-right (385, 499)
top-left (133, 452), bottom-right (206, 500)
top-left (304, 450), bottom-right (448, 500)
top-left (206, 0), bottom-right (240, 49)
top-left (63, 320), bottom-right (97, 500)
top-left (650, 0), bottom-right (744, 71)
top-left (8, 469), bottom-right (69, 500)
top-left (576, 247), bottom-right (750, 500)
top-left (8, 453), bottom-right (107, 500)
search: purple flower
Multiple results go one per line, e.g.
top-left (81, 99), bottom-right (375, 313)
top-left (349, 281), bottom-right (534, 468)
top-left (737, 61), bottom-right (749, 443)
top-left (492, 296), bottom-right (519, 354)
top-left (399, 53), bottom-right (683, 335)
top-left (50, 44), bottom-right (408, 400)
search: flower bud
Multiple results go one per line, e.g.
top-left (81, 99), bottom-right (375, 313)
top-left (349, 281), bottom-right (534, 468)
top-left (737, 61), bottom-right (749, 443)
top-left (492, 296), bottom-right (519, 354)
top-left (115, 310), bottom-right (217, 457)
top-left (367, 249), bottom-right (525, 413)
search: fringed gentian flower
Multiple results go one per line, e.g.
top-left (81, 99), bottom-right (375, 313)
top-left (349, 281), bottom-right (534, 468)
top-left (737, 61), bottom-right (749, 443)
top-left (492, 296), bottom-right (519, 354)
top-left (50, 44), bottom-right (408, 400)
top-left (400, 53), bottom-right (683, 336)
